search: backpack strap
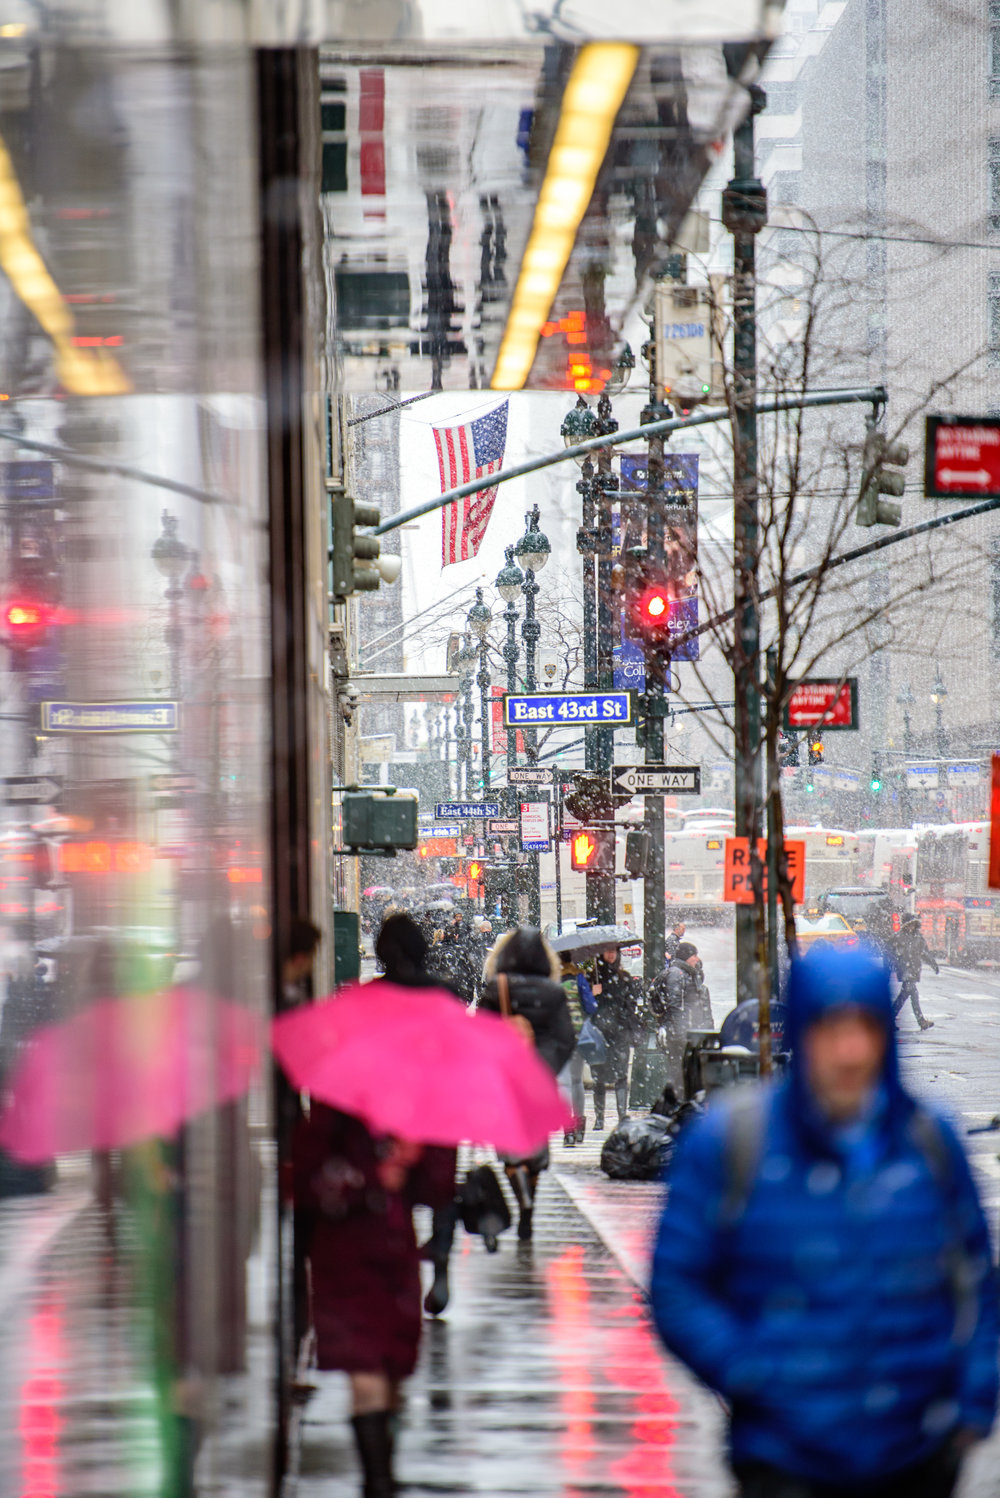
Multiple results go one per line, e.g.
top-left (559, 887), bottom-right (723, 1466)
top-left (907, 1107), bottom-right (979, 1346)
top-left (719, 1086), bottom-right (768, 1226)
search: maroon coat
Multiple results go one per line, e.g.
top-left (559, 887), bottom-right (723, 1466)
top-left (294, 1105), bottom-right (456, 1378)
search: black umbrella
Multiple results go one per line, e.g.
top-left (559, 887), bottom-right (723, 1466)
top-left (548, 925), bottom-right (643, 961)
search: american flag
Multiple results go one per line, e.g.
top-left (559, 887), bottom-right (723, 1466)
top-left (433, 400), bottom-right (509, 567)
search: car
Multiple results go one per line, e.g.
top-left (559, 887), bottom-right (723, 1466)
top-left (818, 886), bottom-right (894, 936)
top-left (796, 911), bottom-right (859, 951)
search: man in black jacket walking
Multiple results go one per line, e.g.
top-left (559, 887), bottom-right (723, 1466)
top-left (590, 947), bottom-right (641, 1130)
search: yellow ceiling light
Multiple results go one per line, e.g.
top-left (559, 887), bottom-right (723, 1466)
top-left (0, 134), bottom-right (130, 396)
top-left (491, 41), bottom-right (639, 392)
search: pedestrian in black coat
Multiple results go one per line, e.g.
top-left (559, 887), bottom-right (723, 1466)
top-left (590, 947), bottom-right (641, 1130)
top-left (646, 942), bottom-right (713, 1096)
top-left (890, 916), bottom-right (939, 1031)
top-left (481, 927), bottom-right (575, 1239)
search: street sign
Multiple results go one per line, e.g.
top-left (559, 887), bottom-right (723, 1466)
top-left (784, 679), bottom-right (858, 731)
top-left (42, 701), bottom-right (179, 733)
top-left (925, 416), bottom-right (1000, 498)
top-left (613, 764), bottom-right (701, 796)
top-left (434, 801), bottom-right (500, 819)
top-left (503, 691), bottom-right (632, 727)
top-left (946, 762), bottom-right (981, 787)
top-left (906, 765), bottom-right (939, 789)
top-left (723, 838), bottom-right (806, 904)
top-left (990, 756), bottom-right (1000, 889)
top-left (426, 823), bottom-right (461, 837)
top-left (2, 775), bottom-right (61, 804)
top-left (520, 801), bottom-right (550, 852)
top-left (508, 766), bottom-right (553, 785)
top-left (487, 818), bottom-right (519, 835)
top-left (150, 773), bottom-right (197, 794)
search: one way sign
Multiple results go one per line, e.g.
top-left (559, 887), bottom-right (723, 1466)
top-left (2, 775), bottom-right (62, 805)
top-left (613, 764), bottom-right (701, 796)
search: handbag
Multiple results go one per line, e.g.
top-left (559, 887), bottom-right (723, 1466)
top-left (576, 1016), bottom-right (608, 1066)
top-left (457, 1162), bottom-right (511, 1250)
top-left (497, 971), bottom-right (535, 1047)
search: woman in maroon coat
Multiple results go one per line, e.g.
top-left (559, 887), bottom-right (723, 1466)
top-left (294, 1103), bottom-right (455, 1496)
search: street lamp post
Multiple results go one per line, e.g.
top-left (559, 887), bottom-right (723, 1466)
top-left (466, 589), bottom-right (492, 794)
top-left (561, 396), bottom-right (615, 925)
top-left (896, 682), bottom-right (915, 826)
top-left (495, 548), bottom-right (524, 929)
top-left (514, 507), bottom-right (550, 927)
top-left (457, 634), bottom-right (478, 799)
top-left (151, 509), bottom-right (189, 708)
top-left (930, 667), bottom-right (948, 760)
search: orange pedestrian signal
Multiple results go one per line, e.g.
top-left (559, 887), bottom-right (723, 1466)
top-left (569, 828), bottom-right (614, 874)
top-left (468, 861), bottom-right (482, 882)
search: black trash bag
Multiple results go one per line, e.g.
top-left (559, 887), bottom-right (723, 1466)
top-left (600, 1115), bottom-right (677, 1181)
top-left (600, 1096), bottom-right (703, 1181)
top-left (457, 1163), bottom-right (512, 1250)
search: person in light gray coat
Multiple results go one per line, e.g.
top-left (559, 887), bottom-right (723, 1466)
top-left (646, 942), bottom-right (712, 1096)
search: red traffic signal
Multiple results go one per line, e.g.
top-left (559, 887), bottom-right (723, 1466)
top-left (569, 828), bottom-right (615, 874)
top-left (3, 598), bottom-right (48, 636)
top-left (623, 564), bottom-right (678, 645)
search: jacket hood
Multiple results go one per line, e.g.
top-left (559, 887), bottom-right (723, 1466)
top-left (484, 927), bottom-right (561, 983)
top-left (786, 943), bottom-right (905, 1130)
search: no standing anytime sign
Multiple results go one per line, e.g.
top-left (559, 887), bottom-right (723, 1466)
top-left (925, 416), bottom-right (1000, 499)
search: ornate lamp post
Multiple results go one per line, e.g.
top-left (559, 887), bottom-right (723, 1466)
top-left (466, 589), bottom-right (492, 793)
top-left (456, 634), bottom-right (479, 798)
top-left (514, 507), bottom-right (551, 927)
top-left (495, 547), bottom-right (524, 929)
top-left (930, 667), bottom-right (948, 759)
top-left (151, 509), bottom-right (189, 706)
top-left (896, 682), bottom-right (915, 754)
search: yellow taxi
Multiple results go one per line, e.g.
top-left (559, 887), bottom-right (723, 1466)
top-left (796, 910), bottom-right (860, 952)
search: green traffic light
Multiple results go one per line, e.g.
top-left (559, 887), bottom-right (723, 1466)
top-left (870, 777), bottom-right (882, 793)
top-left (805, 780), bottom-right (814, 793)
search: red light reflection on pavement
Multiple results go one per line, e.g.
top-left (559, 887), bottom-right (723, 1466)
top-left (546, 1246), bottom-right (597, 1480)
top-left (546, 1247), bottom-right (683, 1497)
top-left (18, 1293), bottom-right (65, 1498)
top-left (607, 1299), bottom-right (683, 1498)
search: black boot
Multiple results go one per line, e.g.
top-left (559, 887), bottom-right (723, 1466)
top-left (592, 1084), bottom-right (606, 1131)
top-left (351, 1411), bottom-right (396, 1497)
top-left (423, 1258), bottom-right (449, 1316)
top-left (615, 1082), bottom-right (629, 1123)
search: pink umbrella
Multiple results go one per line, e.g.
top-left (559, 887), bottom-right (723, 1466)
top-left (0, 987), bottom-right (263, 1163)
top-left (271, 979), bottom-right (573, 1155)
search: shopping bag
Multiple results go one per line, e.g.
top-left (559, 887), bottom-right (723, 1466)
top-left (576, 1017), bottom-right (608, 1067)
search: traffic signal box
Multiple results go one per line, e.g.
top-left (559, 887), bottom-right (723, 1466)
top-left (624, 829), bottom-right (652, 878)
top-left (341, 791), bottom-right (418, 851)
top-left (570, 828), bottom-right (615, 874)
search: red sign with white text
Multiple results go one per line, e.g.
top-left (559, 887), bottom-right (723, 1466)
top-left (925, 416), bottom-right (1000, 498)
top-left (784, 679), bottom-right (857, 731)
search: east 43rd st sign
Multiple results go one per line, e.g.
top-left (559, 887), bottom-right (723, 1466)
top-left (613, 764), bottom-right (701, 795)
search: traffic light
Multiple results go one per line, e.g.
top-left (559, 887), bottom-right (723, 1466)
top-left (1, 596), bottom-right (50, 670)
top-left (624, 829), bottom-right (652, 878)
top-left (870, 762), bottom-right (883, 795)
top-left (778, 731), bottom-right (800, 768)
top-left (330, 491), bottom-right (402, 600)
top-left (467, 859), bottom-right (483, 884)
top-left (857, 428), bottom-right (908, 528)
top-left (569, 828), bottom-right (615, 874)
top-left (808, 738), bottom-right (824, 766)
top-left (622, 561), bottom-right (678, 652)
top-left (341, 790), bottom-right (418, 851)
top-left (563, 774), bottom-right (615, 823)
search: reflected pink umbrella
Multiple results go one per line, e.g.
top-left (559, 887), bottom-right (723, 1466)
top-left (271, 979), bottom-right (573, 1155)
top-left (0, 987), bottom-right (263, 1163)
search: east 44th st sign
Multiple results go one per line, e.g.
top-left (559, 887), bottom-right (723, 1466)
top-left (613, 764), bottom-right (701, 796)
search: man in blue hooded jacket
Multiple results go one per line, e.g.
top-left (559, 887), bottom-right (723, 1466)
top-left (650, 945), bottom-right (998, 1497)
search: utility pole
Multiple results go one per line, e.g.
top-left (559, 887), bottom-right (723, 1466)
top-left (642, 314), bottom-right (668, 988)
top-left (722, 65), bottom-right (767, 1009)
top-left (577, 456), bottom-right (606, 922)
top-left (593, 393), bottom-right (619, 924)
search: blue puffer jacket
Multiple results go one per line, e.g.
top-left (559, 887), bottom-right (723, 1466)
top-left (650, 944), bottom-right (998, 1484)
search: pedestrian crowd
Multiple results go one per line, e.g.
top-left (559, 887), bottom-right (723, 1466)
top-left (291, 904), bottom-right (998, 1498)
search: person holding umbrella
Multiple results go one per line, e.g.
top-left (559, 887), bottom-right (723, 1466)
top-left (480, 928), bottom-right (575, 1239)
top-left (590, 945), bottom-right (642, 1131)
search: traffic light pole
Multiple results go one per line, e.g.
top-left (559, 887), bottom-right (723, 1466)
top-left (521, 564), bottom-right (542, 927)
top-left (723, 76), bottom-right (767, 1012)
top-left (642, 417), bottom-right (668, 988)
top-left (593, 395), bottom-right (618, 925)
top-left (502, 593), bottom-right (521, 929)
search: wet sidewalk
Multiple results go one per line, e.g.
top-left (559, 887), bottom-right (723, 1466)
top-left (294, 1136), bottom-right (732, 1498)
